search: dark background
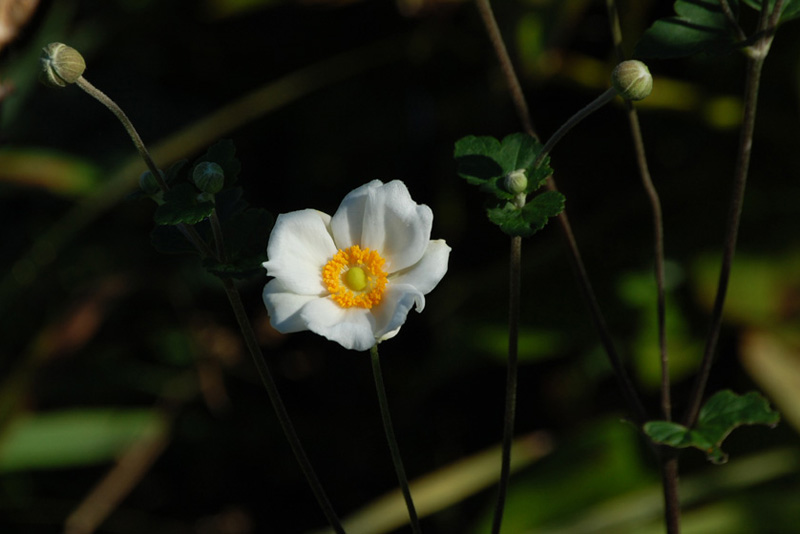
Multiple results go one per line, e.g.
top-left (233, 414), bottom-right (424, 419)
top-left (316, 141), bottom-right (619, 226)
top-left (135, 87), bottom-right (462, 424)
top-left (1, 0), bottom-right (799, 532)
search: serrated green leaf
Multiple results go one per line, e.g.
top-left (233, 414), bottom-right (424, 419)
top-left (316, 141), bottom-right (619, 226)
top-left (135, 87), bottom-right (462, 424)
top-left (644, 390), bottom-right (780, 464)
top-left (194, 139), bottom-right (241, 186)
top-left (520, 190), bottom-right (565, 233)
top-left (153, 183), bottom-right (215, 225)
top-left (635, 0), bottom-right (742, 58)
top-left (454, 133), bottom-right (552, 200)
top-left (0, 409), bottom-right (166, 472)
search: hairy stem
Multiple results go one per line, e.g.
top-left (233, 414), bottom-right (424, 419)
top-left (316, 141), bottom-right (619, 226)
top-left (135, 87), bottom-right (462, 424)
top-left (491, 235), bottom-right (521, 534)
top-left (370, 345), bottom-right (422, 534)
top-left (222, 277), bottom-right (346, 534)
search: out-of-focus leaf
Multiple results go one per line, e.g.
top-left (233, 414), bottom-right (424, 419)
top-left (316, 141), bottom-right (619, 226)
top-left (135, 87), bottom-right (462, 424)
top-left (644, 390), bottom-right (780, 464)
top-left (0, 148), bottom-right (101, 196)
top-left (153, 183), bottom-right (214, 225)
top-left (635, 0), bottom-right (742, 58)
top-left (741, 0), bottom-right (800, 21)
top-left (741, 330), bottom-right (800, 433)
top-left (0, 409), bottom-right (166, 472)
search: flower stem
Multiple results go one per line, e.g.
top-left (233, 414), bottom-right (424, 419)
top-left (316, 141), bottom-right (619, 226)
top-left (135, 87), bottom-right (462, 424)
top-left (370, 345), bottom-right (422, 534)
top-left (533, 88), bottom-right (617, 170)
top-left (74, 75), bottom-right (217, 260)
top-left (604, 1), bottom-right (677, 531)
top-left (683, 52), bottom-right (768, 428)
top-left (75, 76), bottom-right (166, 191)
top-left (491, 235), bottom-right (521, 534)
top-left (222, 277), bottom-right (346, 534)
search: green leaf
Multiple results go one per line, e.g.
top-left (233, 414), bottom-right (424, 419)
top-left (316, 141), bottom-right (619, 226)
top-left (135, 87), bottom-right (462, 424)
top-left (0, 409), bottom-right (166, 472)
top-left (521, 190), bottom-right (565, 233)
top-left (455, 133), bottom-right (559, 237)
top-left (454, 133), bottom-right (552, 200)
top-left (740, 0), bottom-right (800, 21)
top-left (644, 390), bottom-right (780, 464)
top-left (153, 183), bottom-right (215, 225)
top-left (193, 139), bottom-right (241, 186)
top-left (635, 0), bottom-right (742, 58)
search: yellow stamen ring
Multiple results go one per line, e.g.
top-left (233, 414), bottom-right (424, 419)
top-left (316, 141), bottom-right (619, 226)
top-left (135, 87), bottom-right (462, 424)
top-left (322, 245), bottom-right (388, 309)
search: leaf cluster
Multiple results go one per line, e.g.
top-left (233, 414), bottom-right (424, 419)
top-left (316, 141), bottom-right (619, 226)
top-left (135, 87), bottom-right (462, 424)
top-left (454, 133), bottom-right (564, 237)
top-left (143, 140), bottom-right (273, 279)
top-left (636, 0), bottom-right (800, 58)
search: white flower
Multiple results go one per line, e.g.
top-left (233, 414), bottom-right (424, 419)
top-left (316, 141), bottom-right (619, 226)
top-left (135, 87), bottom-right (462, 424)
top-left (262, 180), bottom-right (451, 351)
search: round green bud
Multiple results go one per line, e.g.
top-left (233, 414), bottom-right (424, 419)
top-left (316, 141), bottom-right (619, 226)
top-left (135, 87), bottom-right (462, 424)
top-left (611, 60), bottom-right (652, 101)
top-left (504, 169), bottom-right (528, 195)
top-left (138, 170), bottom-right (164, 195)
top-left (40, 43), bottom-right (86, 87)
top-left (192, 162), bottom-right (225, 194)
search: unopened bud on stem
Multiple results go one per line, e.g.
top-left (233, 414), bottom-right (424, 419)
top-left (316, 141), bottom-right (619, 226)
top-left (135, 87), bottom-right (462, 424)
top-left (40, 43), bottom-right (86, 87)
top-left (611, 60), bottom-right (652, 101)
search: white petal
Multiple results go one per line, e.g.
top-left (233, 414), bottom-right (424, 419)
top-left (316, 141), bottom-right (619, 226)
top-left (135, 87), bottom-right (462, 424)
top-left (262, 209), bottom-right (336, 295)
top-left (329, 180), bottom-right (382, 249)
top-left (262, 279), bottom-right (320, 333)
top-left (372, 284), bottom-right (425, 341)
top-left (390, 240), bottom-right (450, 296)
top-left (331, 180), bottom-right (433, 273)
top-left (301, 298), bottom-right (378, 351)
top-left (364, 181), bottom-right (433, 273)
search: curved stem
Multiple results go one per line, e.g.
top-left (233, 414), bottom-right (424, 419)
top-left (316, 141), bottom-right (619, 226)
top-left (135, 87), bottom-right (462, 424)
top-left (491, 235), bottom-right (521, 534)
top-left (533, 88), bottom-right (617, 170)
top-left (370, 345), bottom-right (422, 534)
top-left (223, 277), bottom-right (346, 534)
top-left (75, 76), bottom-right (166, 191)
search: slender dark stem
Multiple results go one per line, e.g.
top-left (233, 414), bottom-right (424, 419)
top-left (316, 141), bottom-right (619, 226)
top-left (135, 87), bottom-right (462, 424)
top-left (546, 178), bottom-right (648, 426)
top-left (604, 0), bottom-right (670, 422)
top-left (683, 52), bottom-right (768, 428)
top-left (370, 345), bottom-right (422, 534)
top-left (660, 451), bottom-right (681, 534)
top-left (222, 277), bottom-right (346, 534)
top-left (475, 0), bottom-right (538, 141)
top-left (716, 0), bottom-right (748, 41)
top-left (474, 0), bottom-right (646, 427)
top-left (604, 2), bottom-right (677, 531)
top-left (491, 236), bottom-right (521, 534)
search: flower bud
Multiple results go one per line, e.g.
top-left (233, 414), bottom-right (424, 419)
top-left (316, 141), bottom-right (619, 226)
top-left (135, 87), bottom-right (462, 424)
top-left (192, 162), bottom-right (225, 193)
top-left (611, 60), bottom-right (652, 101)
top-left (504, 169), bottom-right (528, 195)
top-left (138, 170), bottom-right (164, 195)
top-left (40, 43), bottom-right (86, 87)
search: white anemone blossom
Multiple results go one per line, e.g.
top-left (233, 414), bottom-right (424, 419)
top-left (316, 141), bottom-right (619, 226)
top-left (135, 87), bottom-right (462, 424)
top-left (262, 180), bottom-right (450, 351)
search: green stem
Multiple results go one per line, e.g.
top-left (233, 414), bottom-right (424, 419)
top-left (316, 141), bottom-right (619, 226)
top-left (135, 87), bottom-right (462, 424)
top-left (222, 277), bottom-right (346, 534)
top-left (683, 51), bottom-right (769, 428)
top-left (75, 76), bottom-right (166, 191)
top-left (74, 75), bottom-right (217, 260)
top-left (491, 235), bottom-right (521, 534)
top-left (370, 345), bottom-right (422, 534)
top-left (533, 88), bottom-right (617, 170)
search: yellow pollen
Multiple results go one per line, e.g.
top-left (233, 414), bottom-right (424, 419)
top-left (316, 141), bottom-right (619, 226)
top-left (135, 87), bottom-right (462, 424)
top-left (322, 245), bottom-right (387, 309)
